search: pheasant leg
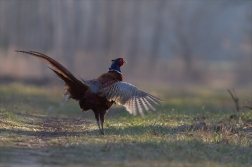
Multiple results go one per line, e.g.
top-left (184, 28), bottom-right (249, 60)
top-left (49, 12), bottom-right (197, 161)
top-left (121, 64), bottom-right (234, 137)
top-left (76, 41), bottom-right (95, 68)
top-left (100, 120), bottom-right (105, 135)
top-left (96, 119), bottom-right (103, 135)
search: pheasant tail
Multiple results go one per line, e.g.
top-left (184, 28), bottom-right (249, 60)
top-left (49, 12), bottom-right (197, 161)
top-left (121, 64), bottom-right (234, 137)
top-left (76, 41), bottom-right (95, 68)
top-left (15, 50), bottom-right (88, 100)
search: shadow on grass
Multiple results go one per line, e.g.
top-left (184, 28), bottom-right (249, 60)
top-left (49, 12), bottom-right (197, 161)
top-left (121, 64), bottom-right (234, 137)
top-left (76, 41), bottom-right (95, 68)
top-left (0, 128), bottom-right (84, 137)
top-left (1, 110), bottom-right (251, 136)
top-left (0, 139), bottom-right (251, 167)
top-left (0, 112), bottom-right (200, 137)
top-left (1, 112), bottom-right (252, 166)
top-left (0, 120), bottom-right (248, 138)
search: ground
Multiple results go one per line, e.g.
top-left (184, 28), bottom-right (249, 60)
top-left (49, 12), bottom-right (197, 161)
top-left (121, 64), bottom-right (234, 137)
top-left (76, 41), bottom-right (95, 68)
top-left (0, 83), bottom-right (252, 167)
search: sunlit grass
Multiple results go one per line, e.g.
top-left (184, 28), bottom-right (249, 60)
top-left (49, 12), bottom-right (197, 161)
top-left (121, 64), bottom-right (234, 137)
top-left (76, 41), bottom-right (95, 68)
top-left (0, 83), bottom-right (251, 166)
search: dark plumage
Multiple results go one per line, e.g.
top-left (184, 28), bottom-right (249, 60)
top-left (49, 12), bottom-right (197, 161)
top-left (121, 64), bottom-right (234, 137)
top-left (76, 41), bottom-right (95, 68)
top-left (16, 51), bottom-right (163, 135)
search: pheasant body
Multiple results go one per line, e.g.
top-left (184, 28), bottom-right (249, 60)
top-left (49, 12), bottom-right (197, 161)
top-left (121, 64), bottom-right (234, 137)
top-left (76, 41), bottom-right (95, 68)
top-left (16, 51), bottom-right (162, 135)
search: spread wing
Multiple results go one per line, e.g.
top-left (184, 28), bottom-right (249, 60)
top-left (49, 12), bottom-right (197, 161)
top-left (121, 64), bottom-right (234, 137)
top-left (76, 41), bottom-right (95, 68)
top-left (98, 82), bottom-right (163, 116)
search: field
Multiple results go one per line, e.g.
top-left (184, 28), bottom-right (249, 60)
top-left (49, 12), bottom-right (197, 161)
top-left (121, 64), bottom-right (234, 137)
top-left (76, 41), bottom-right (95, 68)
top-left (0, 83), bottom-right (252, 167)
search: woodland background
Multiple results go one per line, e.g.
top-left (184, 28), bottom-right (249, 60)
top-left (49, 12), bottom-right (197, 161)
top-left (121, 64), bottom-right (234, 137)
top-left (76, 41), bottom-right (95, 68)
top-left (0, 0), bottom-right (251, 90)
top-left (0, 1), bottom-right (252, 166)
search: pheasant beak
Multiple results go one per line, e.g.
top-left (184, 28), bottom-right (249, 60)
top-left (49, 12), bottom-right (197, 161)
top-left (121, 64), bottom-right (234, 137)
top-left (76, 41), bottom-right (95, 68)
top-left (123, 60), bottom-right (127, 64)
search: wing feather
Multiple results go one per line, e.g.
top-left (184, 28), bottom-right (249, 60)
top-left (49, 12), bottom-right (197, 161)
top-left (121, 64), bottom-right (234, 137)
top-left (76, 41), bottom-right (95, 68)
top-left (132, 96), bottom-right (138, 116)
top-left (137, 97), bottom-right (144, 116)
top-left (98, 82), bottom-right (163, 116)
top-left (140, 97), bottom-right (150, 111)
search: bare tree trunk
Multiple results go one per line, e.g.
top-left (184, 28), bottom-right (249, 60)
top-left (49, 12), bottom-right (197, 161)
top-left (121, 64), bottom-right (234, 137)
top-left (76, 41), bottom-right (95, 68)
top-left (148, 0), bottom-right (166, 73)
top-left (128, 0), bottom-right (142, 72)
top-left (102, 0), bottom-right (113, 57)
top-left (63, 1), bottom-right (75, 72)
top-left (85, 1), bottom-right (99, 54)
top-left (111, 1), bottom-right (125, 59)
top-left (51, 1), bottom-right (63, 56)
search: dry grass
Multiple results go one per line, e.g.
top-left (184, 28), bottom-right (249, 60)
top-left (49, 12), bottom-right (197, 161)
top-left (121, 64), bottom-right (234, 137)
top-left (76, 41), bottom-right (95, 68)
top-left (0, 83), bottom-right (252, 167)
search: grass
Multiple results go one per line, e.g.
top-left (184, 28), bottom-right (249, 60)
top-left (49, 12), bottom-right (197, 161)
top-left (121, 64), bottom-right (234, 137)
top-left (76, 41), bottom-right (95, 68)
top-left (0, 83), bottom-right (252, 167)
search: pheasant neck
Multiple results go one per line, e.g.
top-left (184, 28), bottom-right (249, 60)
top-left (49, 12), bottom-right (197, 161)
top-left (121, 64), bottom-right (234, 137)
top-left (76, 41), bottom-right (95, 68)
top-left (108, 63), bottom-right (122, 74)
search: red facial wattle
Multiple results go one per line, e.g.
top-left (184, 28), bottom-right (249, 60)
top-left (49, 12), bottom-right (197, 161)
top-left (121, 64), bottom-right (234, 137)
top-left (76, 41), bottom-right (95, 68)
top-left (119, 58), bottom-right (124, 66)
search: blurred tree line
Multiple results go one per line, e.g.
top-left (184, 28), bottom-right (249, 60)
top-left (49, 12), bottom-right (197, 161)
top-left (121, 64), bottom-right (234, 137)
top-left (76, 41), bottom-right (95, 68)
top-left (0, 0), bottom-right (251, 86)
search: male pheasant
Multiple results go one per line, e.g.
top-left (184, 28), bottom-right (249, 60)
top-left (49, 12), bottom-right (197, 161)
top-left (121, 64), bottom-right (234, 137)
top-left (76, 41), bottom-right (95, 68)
top-left (16, 51), bottom-right (162, 135)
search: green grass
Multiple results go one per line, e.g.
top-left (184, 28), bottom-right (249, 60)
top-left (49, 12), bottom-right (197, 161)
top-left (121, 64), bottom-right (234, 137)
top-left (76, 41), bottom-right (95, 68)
top-left (0, 83), bottom-right (252, 167)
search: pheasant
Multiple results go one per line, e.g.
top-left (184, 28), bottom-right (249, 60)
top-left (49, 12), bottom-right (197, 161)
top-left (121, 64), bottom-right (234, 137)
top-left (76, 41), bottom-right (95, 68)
top-left (16, 50), bottom-right (163, 135)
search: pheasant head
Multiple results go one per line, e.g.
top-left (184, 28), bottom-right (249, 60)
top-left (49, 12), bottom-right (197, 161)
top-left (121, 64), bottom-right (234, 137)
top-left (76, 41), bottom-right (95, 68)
top-left (109, 58), bottom-right (127, 74)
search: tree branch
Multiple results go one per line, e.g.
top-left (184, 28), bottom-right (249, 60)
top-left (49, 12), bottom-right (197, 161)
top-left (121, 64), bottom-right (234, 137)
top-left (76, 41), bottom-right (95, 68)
top-left (227, 88), bottom-right (252, 112)
top-left (227, 89), bottom-right (240, 113)
top-left (242, 105), bottom-right (252, 110)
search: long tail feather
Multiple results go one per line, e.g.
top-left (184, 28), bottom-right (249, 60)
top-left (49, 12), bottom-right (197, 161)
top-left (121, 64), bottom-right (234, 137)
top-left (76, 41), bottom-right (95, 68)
top-left (16, 50), bottom-right (88, 100)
